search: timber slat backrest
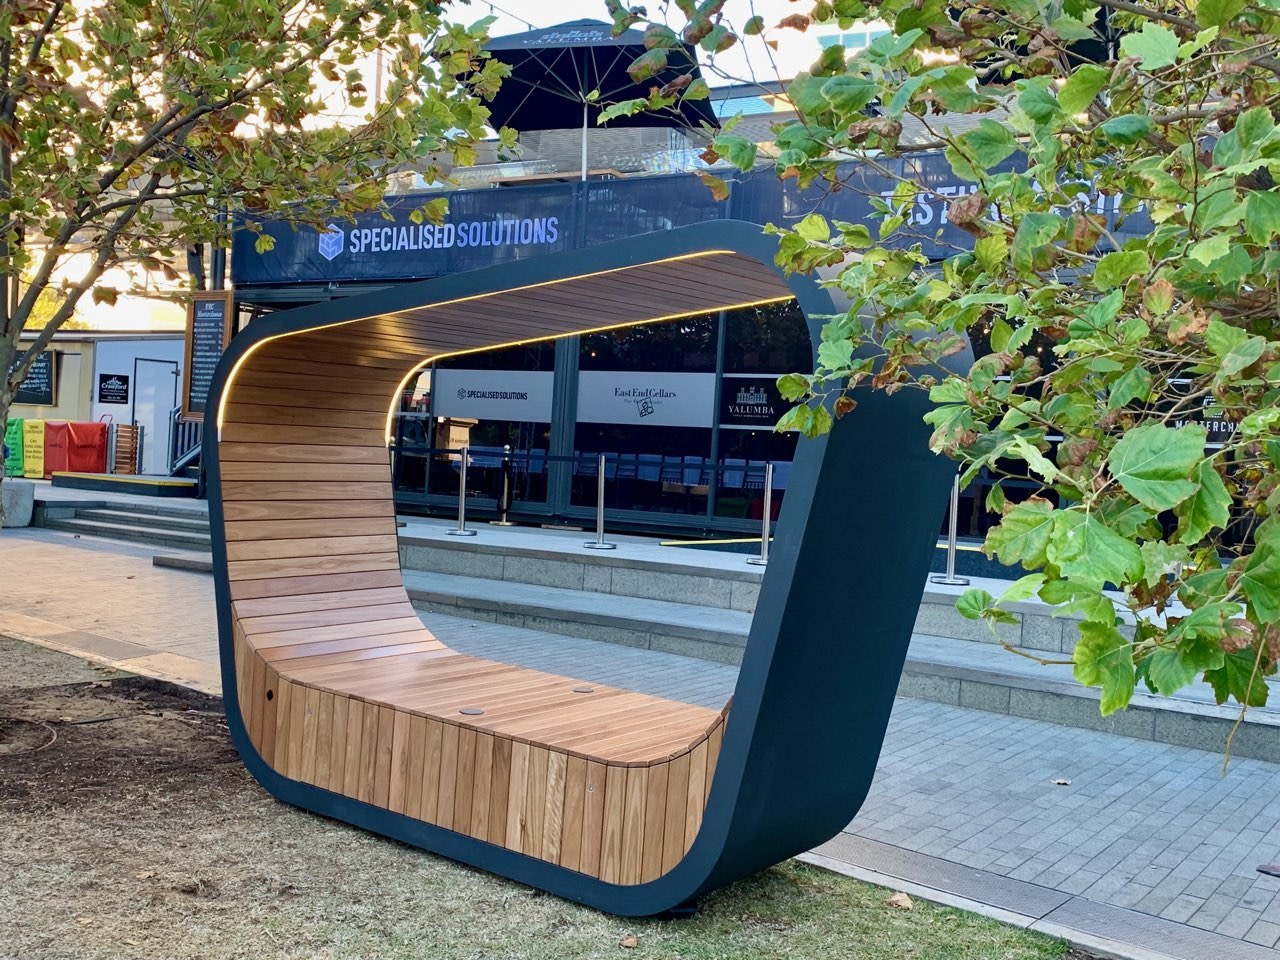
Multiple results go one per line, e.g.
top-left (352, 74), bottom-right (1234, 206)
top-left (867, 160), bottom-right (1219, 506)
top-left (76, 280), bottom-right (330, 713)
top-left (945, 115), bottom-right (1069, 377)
top-left (210, 223), bottom-right (961, 915)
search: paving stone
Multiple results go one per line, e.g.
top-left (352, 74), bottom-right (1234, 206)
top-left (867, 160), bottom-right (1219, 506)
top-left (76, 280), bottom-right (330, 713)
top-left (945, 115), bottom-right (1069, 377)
top-left (1245, 919), bottom-right (1280, 948)
top-left (5, 527), bottom-right (1280, 958)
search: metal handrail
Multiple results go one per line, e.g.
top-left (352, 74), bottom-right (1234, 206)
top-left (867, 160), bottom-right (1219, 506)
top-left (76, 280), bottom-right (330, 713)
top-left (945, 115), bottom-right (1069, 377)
top-left (168, 406), bottom-right (203, 475)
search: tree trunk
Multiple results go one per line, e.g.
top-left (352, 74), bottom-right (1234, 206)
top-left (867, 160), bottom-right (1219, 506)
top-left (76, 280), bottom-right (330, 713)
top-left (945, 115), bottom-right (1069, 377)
top-left (0, 333), bottom-right (16, 528)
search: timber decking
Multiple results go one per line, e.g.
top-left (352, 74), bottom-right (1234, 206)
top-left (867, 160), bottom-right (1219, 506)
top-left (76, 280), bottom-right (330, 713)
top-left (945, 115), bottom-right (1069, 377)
top-left (218, 250), bottom-right (784, 885)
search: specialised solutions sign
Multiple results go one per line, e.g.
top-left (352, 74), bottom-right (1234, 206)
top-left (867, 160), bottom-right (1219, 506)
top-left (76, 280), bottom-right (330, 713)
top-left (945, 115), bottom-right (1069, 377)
top-left (433, 368), bottom-right (555, 423)
top-left (236, 186), bottom-right (574, 285)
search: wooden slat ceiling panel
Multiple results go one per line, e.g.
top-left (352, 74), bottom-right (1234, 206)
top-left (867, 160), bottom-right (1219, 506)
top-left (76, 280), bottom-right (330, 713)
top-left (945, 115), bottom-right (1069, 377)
top-left (312, 252), bottom-right (791, 359)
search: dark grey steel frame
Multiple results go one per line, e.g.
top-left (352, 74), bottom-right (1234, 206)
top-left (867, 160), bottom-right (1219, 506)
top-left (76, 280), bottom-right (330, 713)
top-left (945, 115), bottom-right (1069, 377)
top-left (206, 220), bottom-right (959, 916)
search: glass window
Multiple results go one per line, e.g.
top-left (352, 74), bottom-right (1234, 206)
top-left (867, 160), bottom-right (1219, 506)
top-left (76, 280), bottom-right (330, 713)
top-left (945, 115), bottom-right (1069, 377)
top-left (713, 429), bottom-right (797, 520)
top-left (723, 300), bottom-right (810, 374)
top-left (581, 313), bottom-right (717, 372)
top-left (575, 317), bottom-right (717, 514)
top-left (395, 341), bottom-right (556, 504)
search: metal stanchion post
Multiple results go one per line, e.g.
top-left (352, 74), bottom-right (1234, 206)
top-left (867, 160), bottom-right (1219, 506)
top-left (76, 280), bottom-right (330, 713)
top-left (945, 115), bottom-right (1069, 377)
top-left (491, 444), bottom-right (516, 526)
top-left (747, 463), bottom-right (774, 567)
top-left (930, 472), bottom-right (969, 585)
top-left (583, 452), bottom-right (616, 550)
top-left (447, 446), bottom-right (477, 537)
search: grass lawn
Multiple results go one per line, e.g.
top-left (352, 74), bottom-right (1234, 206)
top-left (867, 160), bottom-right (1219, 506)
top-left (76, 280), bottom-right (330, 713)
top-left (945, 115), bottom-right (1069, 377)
top-left (0, 637), bottom-right (1082, 960)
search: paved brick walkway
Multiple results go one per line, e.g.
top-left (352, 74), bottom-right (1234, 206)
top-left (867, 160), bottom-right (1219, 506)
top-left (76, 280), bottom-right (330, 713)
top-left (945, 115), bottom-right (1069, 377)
top-left (1, 527), bottom-right (1277, 956)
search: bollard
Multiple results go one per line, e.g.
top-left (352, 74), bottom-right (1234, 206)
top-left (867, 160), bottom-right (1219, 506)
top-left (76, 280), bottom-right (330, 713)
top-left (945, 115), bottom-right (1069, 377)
top-left (447, 446), bottom-right (478, 537)
top-left (930, 472), bottom-right (969, 585)
top-left (491, 444), bottom-right (516, 526)
top-left (747, 463), bottom-right (774, 567)
top-left (583, 452), bottom-right (617, 550)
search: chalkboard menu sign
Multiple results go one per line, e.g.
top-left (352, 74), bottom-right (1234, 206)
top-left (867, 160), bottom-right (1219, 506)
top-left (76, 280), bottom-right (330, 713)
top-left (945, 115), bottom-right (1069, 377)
top-left (12, 351), bottom-right (56, 406)
top-left (182, 291), bottom-right (234, 420)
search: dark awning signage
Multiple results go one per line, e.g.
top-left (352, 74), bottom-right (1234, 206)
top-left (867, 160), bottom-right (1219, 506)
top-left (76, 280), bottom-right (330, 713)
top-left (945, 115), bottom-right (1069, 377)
top-left (232, 153), bottom-right (1151, 287)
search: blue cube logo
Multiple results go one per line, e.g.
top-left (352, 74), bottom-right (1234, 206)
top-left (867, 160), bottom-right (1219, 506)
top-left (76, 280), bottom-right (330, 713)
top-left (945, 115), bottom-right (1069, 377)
top-left (318, 225), bottom-right (345, 261)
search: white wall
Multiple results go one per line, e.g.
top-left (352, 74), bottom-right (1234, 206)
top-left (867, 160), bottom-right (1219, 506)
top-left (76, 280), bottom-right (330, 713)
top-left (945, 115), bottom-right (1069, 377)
top-left (89, 337), bottom-right (185, 424)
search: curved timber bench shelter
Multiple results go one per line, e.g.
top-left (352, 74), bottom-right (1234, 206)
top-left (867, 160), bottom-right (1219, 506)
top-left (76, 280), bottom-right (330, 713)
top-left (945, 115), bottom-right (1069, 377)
top-left (208, 220), bottom-right (960, 916)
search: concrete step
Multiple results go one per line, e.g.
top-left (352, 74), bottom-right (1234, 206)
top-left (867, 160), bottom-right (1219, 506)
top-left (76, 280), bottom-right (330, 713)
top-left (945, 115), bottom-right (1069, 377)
top-left (77, 508), bottom-right (210, 535)
top-left (152, 552), bottom-right (214, 573)
top-left (143, 551), bottom-right (1280, 761)
top-left (397, 523), bottom-right (763, 613)
top-left (403, 569), bottom-right (751, 665)
top-left (40, 517), bottom-right (212, 552)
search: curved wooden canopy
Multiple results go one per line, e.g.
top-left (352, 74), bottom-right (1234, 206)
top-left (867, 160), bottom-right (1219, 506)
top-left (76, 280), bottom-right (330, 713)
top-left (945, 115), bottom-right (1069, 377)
top-left (208, 220), bottom-right (958, 915)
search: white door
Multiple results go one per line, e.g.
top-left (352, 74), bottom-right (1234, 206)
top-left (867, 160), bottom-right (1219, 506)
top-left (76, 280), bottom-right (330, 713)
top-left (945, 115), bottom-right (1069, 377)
top-left (133, 359), bottom-right (178, 475)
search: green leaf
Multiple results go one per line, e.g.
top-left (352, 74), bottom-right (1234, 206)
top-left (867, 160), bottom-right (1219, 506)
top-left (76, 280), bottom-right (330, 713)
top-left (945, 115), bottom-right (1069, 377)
top-left (1073, 621), bottom-right (1136, 714)
top-left (774, 403), bottom-right (812, 434)
top-left (1119, 22), bottom-right (1180, 70)
top-left (817, 338), bottom-right (853, 369)
top-left (984, 499), bottom-right (1055, 569)
top-left (597, 98), bottom-right (648, 125)
top-left (1093, 250), bottom-right (1150, 290)
top-left (960, 119), bottom-right (1018, 168)
top-left (712, 134), bottom-right (758, 171)
top-left (1245, 191), bottom-right (1280, 245)
top-left (1009, 436), bottom-right (1060, 483)
top-left (1057, 64), bottom-right (1108, 115)
top-left (1068, 288), bottom-right (1123, 339)
top-left (1222, 336), bottom-right (1265, 376)
top-left (1208, 647), bottom-right (1269, 706)
top-left (795, 212), bottom-right (831, 242)
top-left (1188, 234), bottom-right (1230, 266)
top-left (957, 588), bottom-right (996, 620)
top-left (1016, 80), bottom-right (1062, 126)
top-left (1205, 317), bottom-right (1246, 356)
top-left (1107, 423), bottom-right (1206, 510)
top-left (1139, 540), bottom-right (1191, 587)
top-left (1109, 365), bottom-right (1153, 409)
top-left (821, 75), bottom-right (879, 114)
top-left (1146, 647), bottom-right (1200, 696)
top-left (998, 574), bottom-right (1047, 605)
top-left (1241, 541), bottom-right (1280, 622)
top-left (1012, 213), bottom-right (1063, 273)
top-left (1178, 26), bottom-right (1219, 58)
top-left (1099, 115), bottom-right (1154, 145)
top-left (1206, 649), bottom-right (1269, 706)
top-left (974, 234), bottom-right (1007, 273)
top-left (776, 373), bottom-right (810, 401)
top-left (1049, 511), bottom-right (1143, 589)
top-left (929, 378), bottom-right (969, 404)
top-left (1197, 0), bottom-right (1245, 27)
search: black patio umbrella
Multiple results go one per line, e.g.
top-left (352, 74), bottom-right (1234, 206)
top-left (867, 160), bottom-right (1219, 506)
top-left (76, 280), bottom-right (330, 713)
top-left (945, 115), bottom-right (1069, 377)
top-left (483, 19), bottom-right (720, 180)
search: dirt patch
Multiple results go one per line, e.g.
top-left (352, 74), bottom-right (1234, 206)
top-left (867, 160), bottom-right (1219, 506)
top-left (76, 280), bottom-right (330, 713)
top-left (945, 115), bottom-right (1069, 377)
top-left (0, 665), bottom-right (1085, 960)
top-left (0, 676), bottom-right (233, 808)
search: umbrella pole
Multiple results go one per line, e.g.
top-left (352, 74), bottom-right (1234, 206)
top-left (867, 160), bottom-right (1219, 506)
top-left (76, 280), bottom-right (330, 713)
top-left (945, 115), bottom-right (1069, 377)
top-left (581, 100), bottom-right (588, 182)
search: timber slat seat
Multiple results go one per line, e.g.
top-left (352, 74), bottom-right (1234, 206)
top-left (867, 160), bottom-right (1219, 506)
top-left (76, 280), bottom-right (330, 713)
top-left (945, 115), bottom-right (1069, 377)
top-left (210, 223), bottom-right (962, 915)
